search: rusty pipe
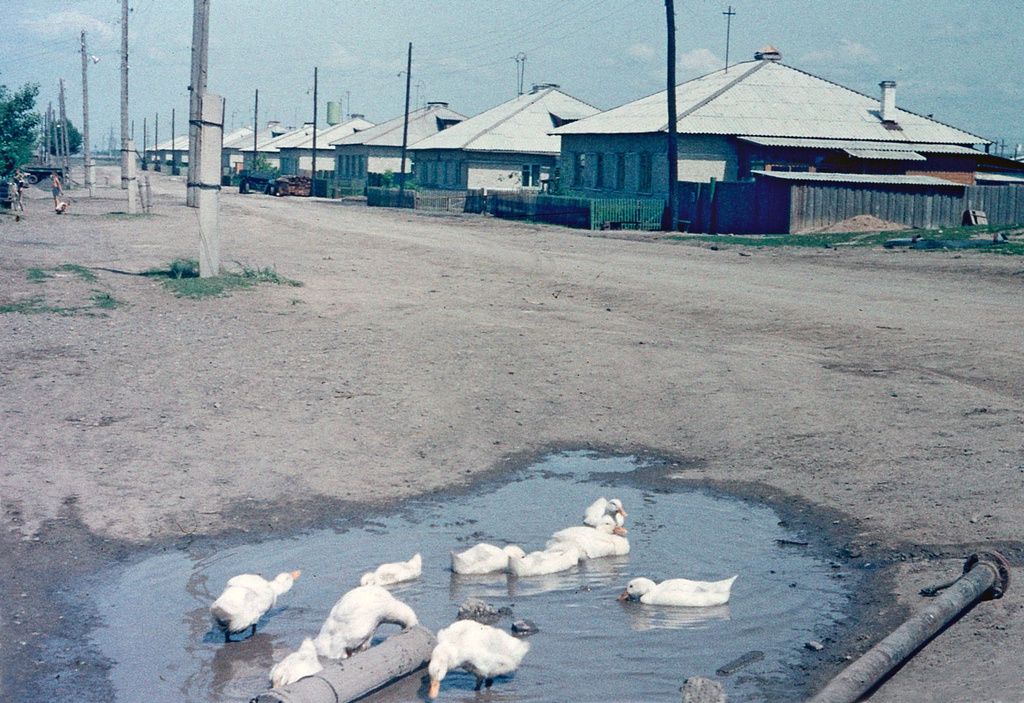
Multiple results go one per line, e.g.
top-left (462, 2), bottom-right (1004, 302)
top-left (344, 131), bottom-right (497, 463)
top-left (806, 551), bottom-right (1010, 703)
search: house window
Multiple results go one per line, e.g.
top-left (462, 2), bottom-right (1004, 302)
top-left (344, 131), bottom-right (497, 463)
top-left (595, 153), bottom-right (605, 188)
top-left (521, 164), bottom-right (541, 187)
top-left (639, 152), bottom-right (653, 192)
top-left (616, 153), bottom-right (626, 190)
top-left (573, 152), bottom-right (586, 187)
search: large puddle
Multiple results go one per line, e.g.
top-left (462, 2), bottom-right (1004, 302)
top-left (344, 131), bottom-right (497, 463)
top-left (84, 452), bottom-right (852, 702)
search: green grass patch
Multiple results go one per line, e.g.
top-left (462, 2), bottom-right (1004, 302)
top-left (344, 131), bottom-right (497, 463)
top-left (143, 259), bottom-right (303, 298)
top-left (27, 268), bottom-right (54, 282)
top-left (56, 264), bottom-right (99, 281)
top-left (90, 290), bottom-right (125, 309)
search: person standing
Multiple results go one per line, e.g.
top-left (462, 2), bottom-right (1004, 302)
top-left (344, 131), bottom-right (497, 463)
top-left (51, 172), bottom-right (64, 212)
top-left (12, 170), bottom-right (26, 211)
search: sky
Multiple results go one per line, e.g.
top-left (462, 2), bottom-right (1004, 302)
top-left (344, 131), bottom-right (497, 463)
top-left (2, 0), bottom-right (1022, 156)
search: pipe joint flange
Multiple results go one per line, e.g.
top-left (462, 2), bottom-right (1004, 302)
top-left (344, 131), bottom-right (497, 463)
top-left (965, 551), bottom-right (1011, 599)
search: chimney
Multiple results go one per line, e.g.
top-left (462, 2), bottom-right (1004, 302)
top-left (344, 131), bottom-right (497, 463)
top-left (754, 45), bottom-right (782, 62)
top-left (529, 83), bottom-right (560, 94)
top-left (350, 113), bottom-right (365, 120)
top-left (426, 101), bottom-right (449, 108)
top-left (879, 81), bottom-right (897, 122)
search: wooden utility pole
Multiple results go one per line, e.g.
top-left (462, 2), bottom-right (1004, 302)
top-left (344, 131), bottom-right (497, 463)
top-left (143, 117), bottom-right (147, 169)
top-left (58, 79), bottom-right (70, 181)
top-left (664, 0), bottom-right (679, 232)
top-left (252, 89), bottom-right (258, 169)
top-left (171, 108), bottom-right (177, 173)
top-left (312, 67), bottom-right (318, 184)
top-left (397, 42), bottom-right (412, 206)
top-left (723, 6), bottom-right (736, 72)
top-left (80, 30), bottom-right (94, 195)
top-left (187, 0), bottom-right (211, 206)
top-left (154, 112), bottom-right (159, 170)
top-left (120, 0), bottom-right (130, 190)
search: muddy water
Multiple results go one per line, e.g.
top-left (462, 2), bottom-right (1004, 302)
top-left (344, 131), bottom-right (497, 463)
top-left (85, 452), bottom-right (852, 702)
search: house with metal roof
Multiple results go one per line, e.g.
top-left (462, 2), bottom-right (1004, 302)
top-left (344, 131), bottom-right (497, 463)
top-left (554, 47), bottom-right (996, 199)
top-left (410, 85), bottom-right (599, 190)
top-left (332, 102), bottom-right (466, 188)
top-left (277, 115), bottom-right (375, 177)
top-left (149, 134), bottom-right (190, 172)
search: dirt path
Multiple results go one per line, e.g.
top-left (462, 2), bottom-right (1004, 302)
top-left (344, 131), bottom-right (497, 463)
top-left (2, 167), bottom-right (1023, 701)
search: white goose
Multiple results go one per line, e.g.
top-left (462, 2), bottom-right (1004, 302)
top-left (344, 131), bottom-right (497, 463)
top-left (269, 637), bottom-right (322, 688)
top-left (546, 515), bottom-right (629, 559)
top-left (508, 546), bottom-right (582, 577)
top-left (428, 619), bottom-right (530, 698)
top-left (583, 497), bottom-right (627, 527)
top-left (210, 570), bottom-right (301, 642)
top-left (618, 575), bottom-right (738, 607)
top-left (360, 553), bottom-right (422, 586)
top-left (313, 585), bottom-right (419, 659)
top-left (450, 543), bottom-right (526, 575)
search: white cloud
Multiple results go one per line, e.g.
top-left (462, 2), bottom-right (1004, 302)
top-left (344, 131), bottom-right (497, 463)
top-left (628, 43), bottom-right (656, 62)
top-left (679, 48), bottom-right (722, 76)
top-left (801, 39), bottom-right (879, 67)
top-left (21, 11), bottom-right (114, 41)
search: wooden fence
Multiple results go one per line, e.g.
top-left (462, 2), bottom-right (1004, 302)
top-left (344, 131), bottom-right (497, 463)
top-left (680, 180), bottom-right (1024, 234)
top-left (367, 188), bottom-right (665, 230)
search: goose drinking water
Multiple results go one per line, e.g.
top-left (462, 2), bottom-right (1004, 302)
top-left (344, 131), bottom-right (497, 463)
top-left (210, 570), bottom-right (301, 642)
top-left (428, 619), bottom-right (530, 698)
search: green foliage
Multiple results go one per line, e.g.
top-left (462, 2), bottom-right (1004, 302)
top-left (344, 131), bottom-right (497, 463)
top-left (1, 264), bottom-right (124, 316)
top-left (250, 153), bottom-right (279, 176)
top-left (56, 263), bottom-right (98, 281)
top-left (47, 118), bottom-right (82, 156)
top-left (143, 259), bottom-right (303, 298)
top-left (0, 83), bottom-right (41, 177)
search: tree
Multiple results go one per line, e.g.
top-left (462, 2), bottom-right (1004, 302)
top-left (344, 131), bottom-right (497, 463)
top-left (48, 118), bottom-right (82, 156)
top-left (0, 82), bottom-right (41, 176)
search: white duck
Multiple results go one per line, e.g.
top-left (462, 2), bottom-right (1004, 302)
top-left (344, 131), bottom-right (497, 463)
top-left (546, 515), bottom-right (629, 559)
top-left (450, 543), bottom-right (526, 575)
top-left (428, 619), bottom-right (530, 698)
top-left (313, 585), bottom-right (419, 659)
top-left (583, 497), bottom-right (627, 527)
top-left (360, 553), bottom-right (422, 586)
top-left (210, 570), bottom-right (300, 642)
top-left (508, 546), bottom-right (582, 577)
top-left (269, 637), bottom-right (322, 688)
top-left (618, 575), bottom-right (738, 607)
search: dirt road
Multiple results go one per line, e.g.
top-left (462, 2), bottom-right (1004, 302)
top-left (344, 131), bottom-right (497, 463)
top-left (2, 168), bottom-right (1022, 701)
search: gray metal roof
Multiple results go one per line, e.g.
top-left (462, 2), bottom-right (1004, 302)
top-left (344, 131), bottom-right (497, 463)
top-left (842, 148), bottom-right (926, 161)
top-left (331, 104), bottom-right (467, 148)
top-left (753, 170), bottom-right (965, 187)
top-left (555, 59), bottom-right (987, 146)
top-left (738, 136), bottom-right (983, 155)
top-left (282, 117), bottom-right (376, 151)
top-left (411, 87), bottom-right (599, 155)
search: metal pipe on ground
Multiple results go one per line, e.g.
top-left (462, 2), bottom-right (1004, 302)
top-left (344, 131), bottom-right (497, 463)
top-left (253, 625), bottom-right (436, 703)
top-left (806, 551), bottom-right (1010, 703)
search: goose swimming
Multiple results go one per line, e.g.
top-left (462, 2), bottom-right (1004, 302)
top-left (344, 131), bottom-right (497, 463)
top-left (360, 553), bottom-right (422, 586)
top-left (617, 575), bottom-right (738, 607)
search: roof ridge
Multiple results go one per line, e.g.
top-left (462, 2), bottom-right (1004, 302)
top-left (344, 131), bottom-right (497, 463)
top-left (659, 60), bottom-right (767, 132)
top-left (456, 88), bottom-right (558, 150)
top-left (336, 105), bottom-right (451, 145)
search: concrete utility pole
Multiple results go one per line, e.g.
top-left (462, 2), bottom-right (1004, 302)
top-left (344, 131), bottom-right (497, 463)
top-left (398, 42), bottom-right (412, 206)
top-left (154, 113), bottom-right (159, 170)
top-left (81, 30), bottom-right (94, 196)
top-left (187, 0), bottom-right (211, 206)
top-left (120, 0), bottom-right (130, 190)
top-left (197, 94), bottom-right (223, 277)
top-left (143, 117), bottom-right (147, 169)
top-left (664, 0), bottom-right (679, 232)
top-left (171, 108), bottom-right (177, 173)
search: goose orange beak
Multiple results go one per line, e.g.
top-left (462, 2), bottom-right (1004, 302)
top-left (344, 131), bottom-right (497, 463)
top-left (617, 507), bottom-right (628, 518)
top-left (291, 570), bottom-right (302, 579)
top-left (613, 525), bottom-right (628, 535)
top-left (428, 677), bottom-right (441, 698)
top-left (617, 588), bottom-right (631, 601)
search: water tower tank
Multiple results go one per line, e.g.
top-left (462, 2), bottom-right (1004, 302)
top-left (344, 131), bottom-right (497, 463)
top-left (326, 101), bottom-right (342, 126)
